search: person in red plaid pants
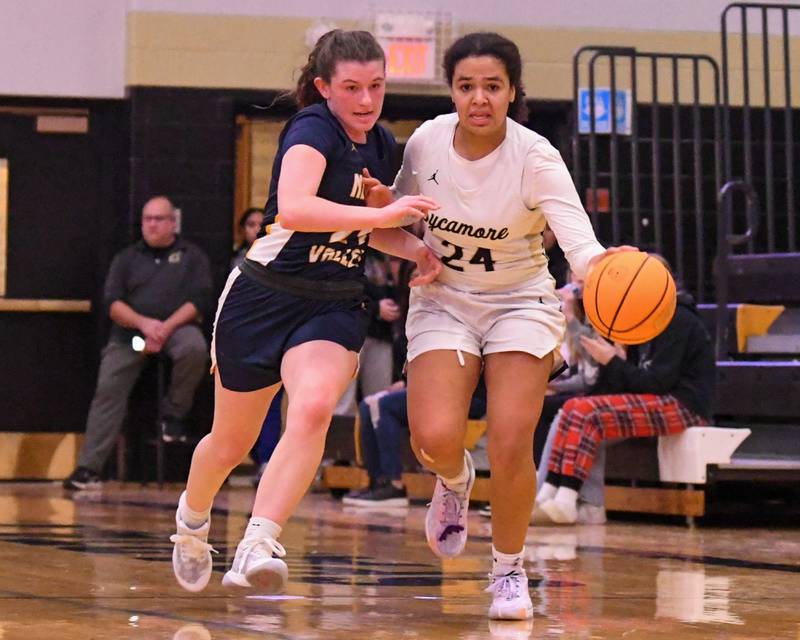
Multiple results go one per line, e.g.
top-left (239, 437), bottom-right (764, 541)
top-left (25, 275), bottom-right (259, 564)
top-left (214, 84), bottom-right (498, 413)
top-left (537, 290), bottom-right (715, 524)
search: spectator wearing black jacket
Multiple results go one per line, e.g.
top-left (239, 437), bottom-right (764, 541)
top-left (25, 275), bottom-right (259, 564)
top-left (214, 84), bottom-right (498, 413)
top-left (535, 288), bottom-right (715, 524)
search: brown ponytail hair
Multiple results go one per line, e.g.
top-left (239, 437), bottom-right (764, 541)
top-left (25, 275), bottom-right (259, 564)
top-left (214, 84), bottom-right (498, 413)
top-left (291, 29), bottom-right (386, 109)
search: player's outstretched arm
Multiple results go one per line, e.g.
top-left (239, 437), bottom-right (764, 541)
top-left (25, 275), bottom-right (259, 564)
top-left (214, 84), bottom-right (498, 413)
top-left (369, 228), bottom-right (442, 286)
top-left (277, 146), bottom-right (436, 232)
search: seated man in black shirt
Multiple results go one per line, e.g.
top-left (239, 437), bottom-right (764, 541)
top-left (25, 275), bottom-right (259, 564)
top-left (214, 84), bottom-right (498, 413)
top-left (64, 196), bottom-right (213, 490)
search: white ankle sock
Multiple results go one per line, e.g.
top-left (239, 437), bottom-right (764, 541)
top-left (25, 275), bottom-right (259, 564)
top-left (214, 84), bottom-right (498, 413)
top-left (492, 545), bottom-right (525, 574)
top-left (554, 486), bottom-right (579, 508)
top-left (441, 454), bottom-right (469, 492)
top-left (179, 491), bottom-right (210, 529)
top-left (245, 516), bottom-right (282, 541)
top-left (536, 482), bottom-right (558, 503)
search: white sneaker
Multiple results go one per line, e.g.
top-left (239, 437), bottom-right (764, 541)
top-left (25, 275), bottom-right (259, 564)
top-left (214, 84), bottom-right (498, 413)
top-left (425, 450), bottom-right (475, 559)
top-left (170, 511), bottom-right (216, 593)
top-left (530, 502), bottom-right (558, 526)
top-left (485, 568), bottom-right (533, 620)
top-left (576, 502), bottom-right (607, 524)
top-left (538, 498), bottom-right (578, 524)
top-left (222, 535), bottom-right (288, 593)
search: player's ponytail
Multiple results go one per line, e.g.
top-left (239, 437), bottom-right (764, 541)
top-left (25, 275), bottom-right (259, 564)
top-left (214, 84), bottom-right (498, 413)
top-left (443, 32), bottom-right (529, 123)
top-left (291, 30), bottom-right (386, 109)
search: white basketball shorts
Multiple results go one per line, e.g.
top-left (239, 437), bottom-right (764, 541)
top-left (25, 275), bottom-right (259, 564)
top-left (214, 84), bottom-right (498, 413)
top-left (406, 270), bottom-right (565, 371)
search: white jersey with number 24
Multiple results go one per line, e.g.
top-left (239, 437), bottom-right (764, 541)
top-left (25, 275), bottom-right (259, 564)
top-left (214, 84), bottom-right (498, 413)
top-left (393, 113), bottom-right (604, 292)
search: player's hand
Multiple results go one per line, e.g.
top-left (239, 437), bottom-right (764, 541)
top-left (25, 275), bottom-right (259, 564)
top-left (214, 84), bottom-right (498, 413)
top-left (579, 334), bottom-right (619, 365)
top-left (377, 195), bottom-right (439, 229)
top-left (587, 245), bottom-right (639, 278)
top-left (362, 168), bottom-right (393, 208)
top-left (378, 298), bottom-right (401, 322)
top-left (408, 244), bottom-right (442, 287)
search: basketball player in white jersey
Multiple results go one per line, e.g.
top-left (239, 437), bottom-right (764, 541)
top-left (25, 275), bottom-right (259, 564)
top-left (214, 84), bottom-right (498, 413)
top-left (391, 32), bottom-right (634, 620)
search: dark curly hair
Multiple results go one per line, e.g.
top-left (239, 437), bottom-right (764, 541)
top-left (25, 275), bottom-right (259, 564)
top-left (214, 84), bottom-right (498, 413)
top-left (443, 32), bottom-right (529, 123)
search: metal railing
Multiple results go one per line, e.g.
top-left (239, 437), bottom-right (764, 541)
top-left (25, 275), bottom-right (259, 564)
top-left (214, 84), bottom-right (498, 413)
top-left (721, 2), bottom-right (799, 253)
top-left (572, 46), bottom-right (722, 302)
top-left (715, 180), bottom-right (760, 359)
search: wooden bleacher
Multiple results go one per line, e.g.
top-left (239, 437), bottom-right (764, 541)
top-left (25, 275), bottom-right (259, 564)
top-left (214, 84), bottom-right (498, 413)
top-left (320, 418), bottom-right (731, 519)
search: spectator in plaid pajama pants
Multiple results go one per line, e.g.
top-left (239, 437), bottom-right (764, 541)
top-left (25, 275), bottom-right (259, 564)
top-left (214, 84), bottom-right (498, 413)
top-left (536, 290), bottom-right (715, 524)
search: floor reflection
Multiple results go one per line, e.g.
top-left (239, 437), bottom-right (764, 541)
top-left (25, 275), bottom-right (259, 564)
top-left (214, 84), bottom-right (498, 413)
top-left (656, 569), bottom-right (742, 625)
top-left (173, 624), bottom-right (212, 640)
top-left (0, 483), bottom-right (795, 639)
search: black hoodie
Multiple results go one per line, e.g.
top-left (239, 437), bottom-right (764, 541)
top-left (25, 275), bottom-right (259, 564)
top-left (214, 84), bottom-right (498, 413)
top-left (592, 292), bottom-right (715, 419)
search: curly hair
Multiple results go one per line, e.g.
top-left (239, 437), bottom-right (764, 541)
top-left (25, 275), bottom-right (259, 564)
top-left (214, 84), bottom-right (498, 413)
top-left (443, 32), bottom-right (529, 123)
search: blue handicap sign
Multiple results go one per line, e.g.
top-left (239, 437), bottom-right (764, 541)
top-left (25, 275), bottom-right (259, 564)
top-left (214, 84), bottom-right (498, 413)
top-left (578, 88), bottom-right (631, 135)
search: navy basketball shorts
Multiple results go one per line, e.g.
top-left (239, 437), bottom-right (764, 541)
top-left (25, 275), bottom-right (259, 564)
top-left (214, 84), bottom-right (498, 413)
top-left (211, 269), bottom-right (369, 392)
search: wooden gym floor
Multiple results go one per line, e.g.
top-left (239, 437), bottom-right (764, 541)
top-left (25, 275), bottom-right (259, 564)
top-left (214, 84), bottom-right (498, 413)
top-left (0, 482), bottom-right (797, 639)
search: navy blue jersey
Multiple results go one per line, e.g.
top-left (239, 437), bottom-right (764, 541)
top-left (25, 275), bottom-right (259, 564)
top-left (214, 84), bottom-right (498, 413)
top-left (247, 102), bottom-right (397, 283)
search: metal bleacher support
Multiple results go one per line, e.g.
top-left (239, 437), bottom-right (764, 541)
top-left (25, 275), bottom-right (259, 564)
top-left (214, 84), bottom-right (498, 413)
top-left (571, 3), bottom-right (800, 514)
top-left (710, 3), bottom-right (800, 483)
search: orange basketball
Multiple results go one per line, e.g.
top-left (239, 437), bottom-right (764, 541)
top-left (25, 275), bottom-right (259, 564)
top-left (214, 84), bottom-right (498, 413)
top-left (583, 252), bottom-right (677, 345)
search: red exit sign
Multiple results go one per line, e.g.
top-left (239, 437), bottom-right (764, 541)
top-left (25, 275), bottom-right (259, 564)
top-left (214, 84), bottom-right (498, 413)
top-left (385, 41), bottom-right (434, 80)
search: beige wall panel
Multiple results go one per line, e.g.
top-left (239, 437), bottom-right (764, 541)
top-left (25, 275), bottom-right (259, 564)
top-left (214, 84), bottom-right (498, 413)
top-left (128, 12), bottom-right (349, 89)
top-left (128, 12), bottom-right (800, 106)
top-left (495, 25), bottom-right (726, 104)
top-left (127, 11), bottom-right (343, 54)
top-left (129, 12), bottom-right (309, 52)
top-left (524, 63), bottom-right (575, 101)
top-left (484, 24), bottom-right (725, 62)
top-left (129, 48), bottom-right (306, 89)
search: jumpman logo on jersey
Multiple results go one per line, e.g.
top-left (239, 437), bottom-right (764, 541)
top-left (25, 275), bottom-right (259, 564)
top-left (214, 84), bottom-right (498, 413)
top-left (428, 170), bottom-right (439, 185)
top-left (351, 143), bottom-right (357, 152)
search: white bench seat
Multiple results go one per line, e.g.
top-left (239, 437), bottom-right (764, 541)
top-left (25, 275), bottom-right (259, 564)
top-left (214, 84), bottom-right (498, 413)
top-left (658, 427), bottom-right (751, 484)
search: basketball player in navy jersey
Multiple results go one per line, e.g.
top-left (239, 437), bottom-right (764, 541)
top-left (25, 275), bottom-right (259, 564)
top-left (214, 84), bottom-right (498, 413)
top-left (170, 30), bottom-right (440, 594)
top-left (390, 33), bottom-right (635, 620)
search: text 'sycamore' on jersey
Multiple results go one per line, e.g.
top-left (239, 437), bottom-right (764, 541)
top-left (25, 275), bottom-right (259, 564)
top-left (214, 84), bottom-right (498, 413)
top-left (247, 102), bottom-right (397, 283)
